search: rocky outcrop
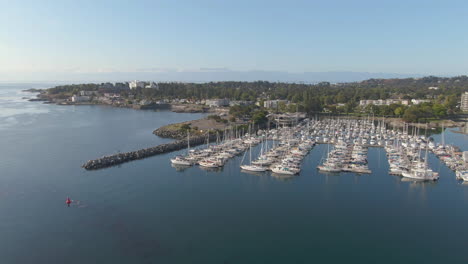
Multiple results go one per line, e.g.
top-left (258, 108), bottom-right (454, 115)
top-left (28, 98), bottom-right (49, 102)
top-left (153, 127), bottom-right (188, 140)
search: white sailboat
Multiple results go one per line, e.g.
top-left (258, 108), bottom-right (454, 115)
top-left (171, 131), bottom-right (193, 166)
top-left (240, 144), bottom-right (267, 172)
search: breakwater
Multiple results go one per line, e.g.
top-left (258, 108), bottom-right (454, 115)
top-left (82, 133), bottom-right (217, 170)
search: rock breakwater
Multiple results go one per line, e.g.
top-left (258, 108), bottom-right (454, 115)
top-left (82, 133), bottom-right (217, 170)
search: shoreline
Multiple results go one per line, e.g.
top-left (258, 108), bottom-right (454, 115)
top-left (26, 90), bottom-right (219, 113)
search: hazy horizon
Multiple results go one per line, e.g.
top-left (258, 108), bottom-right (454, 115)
top-left (2, 0), bottom-right (468, 83)
top-left (0, 70), bottom-right (430, 84)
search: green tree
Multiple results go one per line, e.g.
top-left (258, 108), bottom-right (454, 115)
top-left (252, 110), bottom-right (268, 124)
top-left (432, 103), bottom-right (447, 118)
top-left (394, 106), bottom-right (405, 116)
top-left (403, 107), bottom-right (420, 122)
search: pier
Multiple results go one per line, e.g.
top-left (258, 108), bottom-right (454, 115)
top-left (82, 134), bottom-right (216, 170)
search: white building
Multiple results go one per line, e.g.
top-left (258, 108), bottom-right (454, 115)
top-left (71, 95), bottom-right (90, 103)
top-left (206, 99), bottom-right (230, 107)
top-left (461, 92), bottom-right (468, 112)
top-left (80, 91), bottom-right (95, 96)
top-left (104, 93), bottom-right (120, 98)
top-left (129, 80), bottom-right (146, 89)
top-left (411, 99), bottom-right (431, 105)
top-left (264, 100), bottom-right (289, 109)
top-left (145, 82), bottom-right (159, 89)
top-left (139, 99), bottom-right (153, 106)
top-left (359, 99), bottom-right (409, 106)
top-left (229, 100), bottom-right (253, 106)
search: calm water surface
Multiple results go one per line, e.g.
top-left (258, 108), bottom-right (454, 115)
top-left (0, 84), bottom-right (467, 264)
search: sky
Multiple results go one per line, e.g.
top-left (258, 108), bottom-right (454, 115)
top-left (1, 0), bottom-right (468, 82)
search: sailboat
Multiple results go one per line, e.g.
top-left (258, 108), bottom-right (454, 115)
top-left (401, 145), bottom-right (439, 181)
top-left (171, 131), bottom-right (193, 166)
top-left (240, 144), bottom-right (267, 172)
top-left (252, 139), bottom-right (274, 166)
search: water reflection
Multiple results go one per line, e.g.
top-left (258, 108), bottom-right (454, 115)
top-left (460, 181), bottom-right (468, 186)
top-left (320, 171), bottom-right (341, 177)
top-left (401, 177), bottom-right (438, 186)
top-left (240, 169), bottom-right (266, 177)
top-left (271, 172), bottom-right (297, 181)
top-left (199, 166), bottom-right (224, 173)
top-left (171, 164), bottom-right (191, 172)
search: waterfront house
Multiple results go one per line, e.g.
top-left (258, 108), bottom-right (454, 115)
top-left (206, 98), bottom-right (230, 107)
top-left (80, 91), bottom-right (95, 96)
top-left (71, 95), bottom-right (91, 103)
top-left (104, 93), bottom-right (120, 98)
top-left (139, 99), bottom-right (153, 106)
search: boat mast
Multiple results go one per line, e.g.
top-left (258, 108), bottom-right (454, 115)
top-left (187, 131), bottom-right (190, 154)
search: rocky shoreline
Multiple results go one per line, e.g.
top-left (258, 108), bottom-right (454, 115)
top-left (153, 127), bottom-right (188, 140)
top-left (27, 90), bottom-right (217, 113)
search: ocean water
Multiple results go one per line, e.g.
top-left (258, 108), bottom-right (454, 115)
top-left (0, 84), bottom-right (467, 264)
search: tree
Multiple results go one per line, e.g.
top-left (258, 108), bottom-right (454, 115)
top-left (403, 107), bottom-right (420, 122)
top-left (394, 106), bottom-right (405, 117)
top-left (345, 101), bottom-right (357, 113)
top-left (432, 104), bottom-right (447, 118)
top-left (252, 110), bottom-right (268, 125)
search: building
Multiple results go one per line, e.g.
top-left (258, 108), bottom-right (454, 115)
top-left (461, 92), bottom-right (468, 112)
top-left (145, 82), bottom-right (159, 89)
top-left (411, 99), bottom-right (430, 105)
top-left (206, 99), bottom-right (230, 107)
top-left (428, 86), bottom-right (439, 90)
top-left (229, 100), bottom-right (253, 106)
top-left (103, 93), bottom-right (120, 98)
top-left (71, 95), bottom-right (90, 103)
top-left (359, 99), bottom-right (408, 106)
top-left (129, 80), bottom-right (146, 89)
top-left (80, 91), bottom-right (95, 96)
top-left (268, 113), bottom-right (307, 126)
top-left (139, 99), bottom-right (153, 106)
top-left (264, 100), bottom-right (289, 109)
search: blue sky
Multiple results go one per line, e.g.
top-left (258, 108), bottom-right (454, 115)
top-left (1, 0), bottom-right (467, 81)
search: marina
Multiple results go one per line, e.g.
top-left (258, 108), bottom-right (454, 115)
top-left (4, 1), bottom-right (468, 262)
top-left (167, 117), bottom-right (467, 183)
top-left (2, 84), bottom-right (468, 263)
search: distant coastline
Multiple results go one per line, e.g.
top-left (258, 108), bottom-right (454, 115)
top-left (23, 76), bottom-right (468, 129)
